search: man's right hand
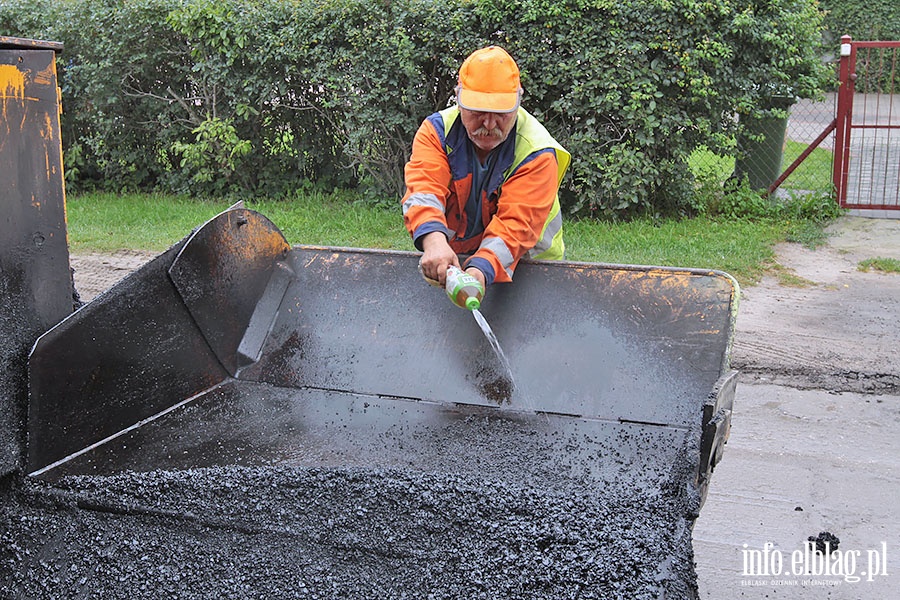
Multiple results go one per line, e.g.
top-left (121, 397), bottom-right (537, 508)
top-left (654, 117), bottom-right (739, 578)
top-left (419, 232), bottom-right (460, 286)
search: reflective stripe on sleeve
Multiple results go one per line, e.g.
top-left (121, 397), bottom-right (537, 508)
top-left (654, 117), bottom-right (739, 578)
top-left (527, 208), bottom-right (563, 258)
top-left (402, 192), bottom-right (443, 215)
top-left (480, 236), bottom-right (515, 279)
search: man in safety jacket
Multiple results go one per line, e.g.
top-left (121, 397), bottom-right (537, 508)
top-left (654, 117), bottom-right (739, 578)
top-left (402, 46), bottom-right (570, 298)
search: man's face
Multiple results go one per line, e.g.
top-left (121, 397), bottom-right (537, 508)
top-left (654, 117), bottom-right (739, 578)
top-left (459, 108), bottom-right (517, 156)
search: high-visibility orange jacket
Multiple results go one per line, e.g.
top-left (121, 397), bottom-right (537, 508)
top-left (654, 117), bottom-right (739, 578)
top-left (402, 106), bottom-right (570, 285)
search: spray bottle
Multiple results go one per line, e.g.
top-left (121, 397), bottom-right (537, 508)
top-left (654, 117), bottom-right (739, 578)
top-left (445, 265), bottom-right (484, 311)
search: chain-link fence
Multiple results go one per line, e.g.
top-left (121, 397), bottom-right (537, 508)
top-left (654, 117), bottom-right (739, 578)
top-left (779, 95), bottom-right (838, 194)
top-left (690, 94), bottom-right (838, 197)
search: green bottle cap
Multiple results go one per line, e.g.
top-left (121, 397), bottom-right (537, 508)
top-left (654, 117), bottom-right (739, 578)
top-left (465, 296), bottom-right (480, 310)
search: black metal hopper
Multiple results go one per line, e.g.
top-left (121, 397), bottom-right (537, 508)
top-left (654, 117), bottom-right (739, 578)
top-left (23, 206), bottom-right (739, 598)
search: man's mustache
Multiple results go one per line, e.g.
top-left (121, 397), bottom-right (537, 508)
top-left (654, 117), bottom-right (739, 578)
top-left (472, 126), bottom-right (503, 138)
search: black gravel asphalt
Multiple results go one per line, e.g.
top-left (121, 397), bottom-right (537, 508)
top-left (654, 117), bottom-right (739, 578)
top-left (0, 463), bottom-right (700, 599)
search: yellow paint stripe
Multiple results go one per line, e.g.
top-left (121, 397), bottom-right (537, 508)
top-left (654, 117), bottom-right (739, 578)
top-left (0, 64), bottom-right (26, 99)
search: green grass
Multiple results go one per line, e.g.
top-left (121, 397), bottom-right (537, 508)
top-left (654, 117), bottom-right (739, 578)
top-left (66, 191), bottom-right (806, 288)
top-left (251, 196), bottom-right (411, 251)
top-left (565, 217), bottom-right (783, 285)
top-left (67, 192), bottom-right (234, 252)
top-left (66, 191), bottom-right (412, 253)
top-left (858, 257), bottom-right (900, 274)
top-left (782, 140), bottom-right (833, 192)
top-left (689, 139), bottom-right (834, 192)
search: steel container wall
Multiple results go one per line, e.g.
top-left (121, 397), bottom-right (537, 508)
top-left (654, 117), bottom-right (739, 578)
top-left (0, 36), bottom-right (71, 476)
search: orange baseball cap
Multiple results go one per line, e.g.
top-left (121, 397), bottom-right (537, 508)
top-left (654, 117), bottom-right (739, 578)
top-left (456, 46), bottom-right (522, 113)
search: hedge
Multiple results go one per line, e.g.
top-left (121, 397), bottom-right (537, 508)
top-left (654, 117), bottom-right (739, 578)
top-left (2, 0), bottom-right (830, 217)
top-left (821, 0), bottom-right (900, 43)
top-left (820, 0), bottom-right (900, 93)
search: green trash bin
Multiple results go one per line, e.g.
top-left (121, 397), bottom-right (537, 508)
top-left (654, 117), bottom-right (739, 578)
top-left (732, 95), bottom-right (795, 190)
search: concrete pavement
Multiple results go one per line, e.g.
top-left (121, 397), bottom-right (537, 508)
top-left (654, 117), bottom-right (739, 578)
top-left (693, 216), bottom-right (900, 598)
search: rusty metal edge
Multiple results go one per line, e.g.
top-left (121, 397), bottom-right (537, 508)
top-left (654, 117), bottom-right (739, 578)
top-left (0, 36), bottom-right (64, 52)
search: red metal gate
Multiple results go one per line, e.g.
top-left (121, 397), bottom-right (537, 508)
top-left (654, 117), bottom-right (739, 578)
top-left (833, 36), bottom-right (900, 211)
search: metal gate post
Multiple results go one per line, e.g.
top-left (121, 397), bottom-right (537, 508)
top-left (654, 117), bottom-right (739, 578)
top-left (833, 35), bottom-right (855, 206)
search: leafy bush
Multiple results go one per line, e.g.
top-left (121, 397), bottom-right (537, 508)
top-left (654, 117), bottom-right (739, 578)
top-left (170, 117), bottom-right (252, 195)
top-left (2, 0), bottom-right (831, 217)
top-left (700, 176), bottom-right (844, 227)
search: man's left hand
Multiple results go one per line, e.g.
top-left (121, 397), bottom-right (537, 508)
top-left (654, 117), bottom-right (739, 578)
top-left (465, 267), bottom-right (486, 289)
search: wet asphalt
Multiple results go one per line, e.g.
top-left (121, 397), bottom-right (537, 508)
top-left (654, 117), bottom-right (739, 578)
top-left (1, 462), bottom-right (699, 599)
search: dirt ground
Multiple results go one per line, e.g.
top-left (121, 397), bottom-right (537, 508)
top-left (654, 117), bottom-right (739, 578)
top-left (66, 215), bottom-right (900, 598)
top-left (730, 215), bottom-right (900, 394)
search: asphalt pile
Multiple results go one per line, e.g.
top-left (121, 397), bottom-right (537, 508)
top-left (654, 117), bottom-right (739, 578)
top-left (0, 464), bottom-right (699, 599)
